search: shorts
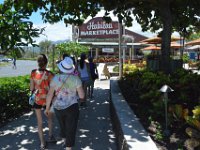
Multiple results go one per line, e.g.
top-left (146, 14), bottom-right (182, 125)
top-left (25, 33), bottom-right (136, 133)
top-left (81, 77), bottom-right (92, 86)
top-left (32, 102), bottom-right (46, 109)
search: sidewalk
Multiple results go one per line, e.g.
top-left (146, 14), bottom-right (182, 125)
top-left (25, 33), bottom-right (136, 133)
top-left (0, 79), bottom-right (117, 150)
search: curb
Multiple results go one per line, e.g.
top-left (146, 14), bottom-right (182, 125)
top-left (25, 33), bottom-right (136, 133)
top-left (110, 78), bottom-right (158, 150)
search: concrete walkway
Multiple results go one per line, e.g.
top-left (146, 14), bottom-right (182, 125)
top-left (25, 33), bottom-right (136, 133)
top-left (0, 79), bottom-right (117, 150)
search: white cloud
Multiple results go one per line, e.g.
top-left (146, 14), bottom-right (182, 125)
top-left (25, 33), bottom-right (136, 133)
top-left (126, 21), bottom-right (156, 38)
top-left (33, 22), bottom-right (72, 44)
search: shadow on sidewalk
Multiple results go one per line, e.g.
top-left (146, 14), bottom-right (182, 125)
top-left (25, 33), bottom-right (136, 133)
top-left (0, 80), bottom-right (117, 150)
top-left (74, 87), bottom-right (116, 150)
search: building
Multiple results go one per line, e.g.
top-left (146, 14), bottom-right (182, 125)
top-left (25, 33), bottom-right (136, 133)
top-left (74, 17), bottom-right (148, 60)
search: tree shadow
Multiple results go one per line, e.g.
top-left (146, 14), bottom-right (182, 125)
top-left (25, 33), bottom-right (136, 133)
top-left (0, 81), bottom-right (117, 150)
top-left (75, 87), bottom-right (116, 150)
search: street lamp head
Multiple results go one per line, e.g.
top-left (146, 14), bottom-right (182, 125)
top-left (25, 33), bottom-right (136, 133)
top-left (159, 84), bottom-right (174, 93)
top-left (122, 35), bottom-right (134, 43)
top-left (122, 35), bottom-right (134, 40)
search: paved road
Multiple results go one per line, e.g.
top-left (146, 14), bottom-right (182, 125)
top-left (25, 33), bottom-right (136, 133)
top-left (0, 79), bottom-right (117, 150)
top-left (0, 60), bottom-right (37, 77)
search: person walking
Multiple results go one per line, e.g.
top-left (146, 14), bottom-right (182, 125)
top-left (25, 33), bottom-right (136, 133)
top-left (45, 57), bottom-right (85, 150)
top-left (77, 53), bottom-right (92, 106)
top-left (103, 63), bottom-right (111, 79)
top-left (88, 57), bottom-right (98, 98)
top-left (12, 57), bottom-right (16, 69)
top-left (30, 54), bottom-right (56, 150)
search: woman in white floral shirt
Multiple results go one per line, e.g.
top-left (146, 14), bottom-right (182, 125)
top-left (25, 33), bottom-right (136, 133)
top-left (45, 57), bottom-right (84, 150)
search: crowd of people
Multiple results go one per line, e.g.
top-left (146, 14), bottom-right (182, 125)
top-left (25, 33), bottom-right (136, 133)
top-left (29, 53), bottom-right (100, 150)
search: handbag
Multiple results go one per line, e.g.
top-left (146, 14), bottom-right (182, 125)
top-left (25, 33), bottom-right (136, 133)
top-left (29, 90), bottom-right (38, 105)
top-left (94, 73), bottom-right (98, 80)
top-left (29, 71), bottom-right (46, 105)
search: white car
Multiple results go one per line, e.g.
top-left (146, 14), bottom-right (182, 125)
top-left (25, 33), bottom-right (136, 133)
top-left (1, 58), bottom-right (12, 62)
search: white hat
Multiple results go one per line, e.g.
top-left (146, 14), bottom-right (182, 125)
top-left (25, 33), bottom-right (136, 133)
top-left (58, 57), bottom-right (75, 73)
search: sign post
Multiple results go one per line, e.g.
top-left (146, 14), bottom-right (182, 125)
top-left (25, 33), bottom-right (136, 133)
top-left (118, 21), bottom-right (122, 79)
top-left (122, 43), bottom-right (127, 65)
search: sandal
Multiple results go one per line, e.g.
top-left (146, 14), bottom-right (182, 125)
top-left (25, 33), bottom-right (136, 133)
top-left (48, 135), bottom-right (57, 143)
top-left (40, 142), bottom-right (47, 150)
top-left (80, 101), bottom-right (87, 107)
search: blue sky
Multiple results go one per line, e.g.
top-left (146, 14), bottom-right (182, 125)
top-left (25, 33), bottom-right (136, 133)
top-left (28, 10), bottom-right (72, 43)
top-left (29, 11), bottom-right (43, 24)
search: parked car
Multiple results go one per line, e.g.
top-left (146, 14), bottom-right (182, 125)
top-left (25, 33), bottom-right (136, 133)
top-left (1, 58), bottom-right (12, 62)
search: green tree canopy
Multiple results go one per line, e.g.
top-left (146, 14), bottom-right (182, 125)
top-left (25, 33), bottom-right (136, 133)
top-left (187, 32), bottom-right (200, 41)
top-left (39, 40), bottom-right (52, 55)
top-left (3, 0), bottom-right (200, 73)
top-left (0, 1), bottom-right (44, 54)
top-left (100, 0), bottom-right (200, 73)
top-left (55, 42), bottom-right (89, 61)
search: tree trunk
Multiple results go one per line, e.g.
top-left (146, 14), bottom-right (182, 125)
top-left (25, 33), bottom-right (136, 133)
top-left (160, 0), bottom-right (172, 74)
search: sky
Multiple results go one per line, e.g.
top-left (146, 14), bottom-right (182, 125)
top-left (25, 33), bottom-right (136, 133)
top-left (30, 11), bottom-right (72, 43)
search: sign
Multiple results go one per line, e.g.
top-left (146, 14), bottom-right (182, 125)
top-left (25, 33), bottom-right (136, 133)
top-left (121, 43), bottom-right (127, 48)
top-left (79, 17), bottom-right (119, 39)
top-left (102, 48), bottom-right (114, 53)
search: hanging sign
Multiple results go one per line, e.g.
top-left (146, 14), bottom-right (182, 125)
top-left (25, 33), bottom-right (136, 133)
top-left (79, 17), bottom-right (119, 38)
top-left (102, 48), bottom-right (114, 53)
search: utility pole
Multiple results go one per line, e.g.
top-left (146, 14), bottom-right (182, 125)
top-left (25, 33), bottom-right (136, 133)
top-left (72, 24), bottom-right (79, 42)
top-left (52, 44), bottom-right (55, 72)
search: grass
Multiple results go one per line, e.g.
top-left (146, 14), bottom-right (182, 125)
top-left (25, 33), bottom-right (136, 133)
top-left (0, 62), bottom-right (11, 67)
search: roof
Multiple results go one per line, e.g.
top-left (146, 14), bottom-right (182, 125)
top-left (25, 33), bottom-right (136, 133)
top-left (124, 29), bottom-right (148, 43)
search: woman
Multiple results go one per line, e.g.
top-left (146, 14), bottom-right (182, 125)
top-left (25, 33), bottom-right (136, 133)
top-left (103, 63), bottom-right (110, 79)
top-left (88, 57), bottom-right (98, 98)
top-left (77, 53), bottom-right (92, 105)
top-left (45, 57), bottom-right (84, 150)
top-left (30, 54), bottom-right (55, 149)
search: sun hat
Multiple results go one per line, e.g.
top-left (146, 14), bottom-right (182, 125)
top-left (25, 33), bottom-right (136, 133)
top-left (58, 57), bottom-right (75, 73)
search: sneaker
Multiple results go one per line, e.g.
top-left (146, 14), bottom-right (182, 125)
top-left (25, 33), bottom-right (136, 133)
top-left (48, 135), bottom-right (57, 143)
top-left (90, 95), bottom-right (94, 99)
top-left (62, 142), bottom-right (67, 148)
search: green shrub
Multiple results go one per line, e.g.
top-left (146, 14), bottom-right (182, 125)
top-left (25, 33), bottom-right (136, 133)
top-left (0, 75), bottom-right (31, 124)
top-left (119, 68), bottom-right (200, 132)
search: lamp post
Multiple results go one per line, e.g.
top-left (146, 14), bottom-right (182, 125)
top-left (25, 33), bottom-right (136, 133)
top-left (122, 35), bottom-right (135, 60)
top-left (131, 37), bottom-right (135, 60)
top-left (159, 84), bottom-right (174, 136)
top-left (122, 36), bottom-right (127, 65)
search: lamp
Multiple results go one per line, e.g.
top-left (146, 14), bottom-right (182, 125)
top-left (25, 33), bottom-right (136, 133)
top-left (159, 84), bottom-right (174, 136)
